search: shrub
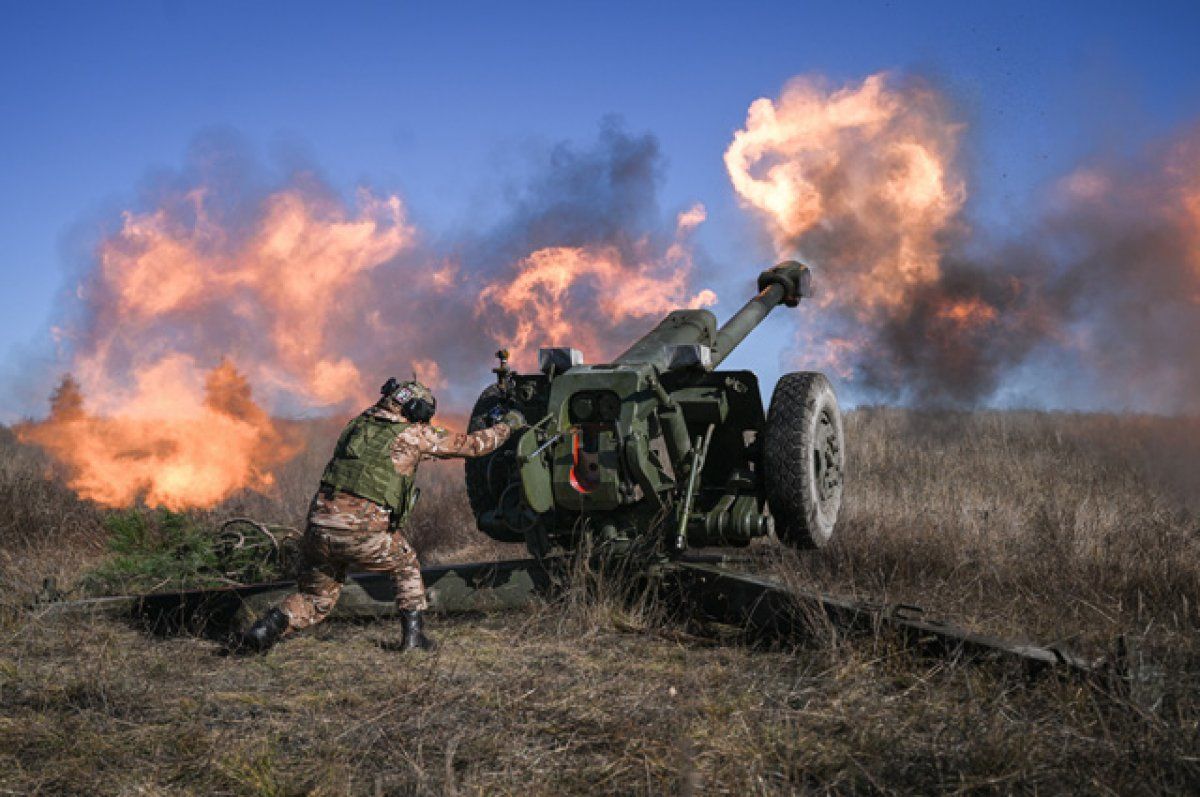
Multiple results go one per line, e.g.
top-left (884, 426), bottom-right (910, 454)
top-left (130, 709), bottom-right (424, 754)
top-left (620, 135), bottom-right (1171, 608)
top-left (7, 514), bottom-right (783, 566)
top-left (83, 510), bottom-right (223, 594)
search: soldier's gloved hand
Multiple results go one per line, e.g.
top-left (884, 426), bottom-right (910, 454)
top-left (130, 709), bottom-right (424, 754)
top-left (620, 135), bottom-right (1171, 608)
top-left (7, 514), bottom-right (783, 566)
top-left (485, 405), bottom-right (526, 428)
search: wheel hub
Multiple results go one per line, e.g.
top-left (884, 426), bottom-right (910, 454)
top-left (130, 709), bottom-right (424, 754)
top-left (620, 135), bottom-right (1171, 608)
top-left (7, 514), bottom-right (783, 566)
top-left (813, 410), bottom-right (842, 505)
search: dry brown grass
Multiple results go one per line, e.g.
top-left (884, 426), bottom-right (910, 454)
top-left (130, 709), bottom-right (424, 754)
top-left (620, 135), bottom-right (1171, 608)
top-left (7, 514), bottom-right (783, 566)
top-left (0, 426), bottom-right (104, 598)
top-left (1, 409), bottom-right (1199, 794)
top-left (782, 409), bottom-right (1200, 657)
top-left (2, 584), bottom-right (1197, 794)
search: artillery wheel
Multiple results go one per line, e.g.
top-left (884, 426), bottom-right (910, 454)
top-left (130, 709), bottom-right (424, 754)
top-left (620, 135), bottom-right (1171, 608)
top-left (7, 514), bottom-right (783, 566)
top-left (464, 384), bottom-right (525, 543)
top-left (763, 372), bottom-right (844, 548)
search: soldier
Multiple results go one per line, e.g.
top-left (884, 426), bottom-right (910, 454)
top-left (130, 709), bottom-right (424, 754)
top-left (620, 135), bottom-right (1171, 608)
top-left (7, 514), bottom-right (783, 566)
top-left (236, 378), bottom-right (524, 653)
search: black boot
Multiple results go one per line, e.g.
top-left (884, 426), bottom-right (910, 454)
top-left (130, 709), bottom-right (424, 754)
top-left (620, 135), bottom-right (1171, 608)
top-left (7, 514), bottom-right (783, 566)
top-left (398, 609), bottom-right (437, 652)
top-left (235, 608), bottom-right (289, 654)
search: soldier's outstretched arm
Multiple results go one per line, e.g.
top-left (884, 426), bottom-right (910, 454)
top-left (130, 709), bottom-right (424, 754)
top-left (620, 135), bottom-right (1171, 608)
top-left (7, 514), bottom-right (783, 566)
top-left (408, 423), bottom-right (515, 462)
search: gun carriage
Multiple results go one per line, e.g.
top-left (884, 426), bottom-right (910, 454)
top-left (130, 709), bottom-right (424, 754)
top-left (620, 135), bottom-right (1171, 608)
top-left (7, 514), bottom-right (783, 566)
top-left (465, 260), bottom-right (845, 559)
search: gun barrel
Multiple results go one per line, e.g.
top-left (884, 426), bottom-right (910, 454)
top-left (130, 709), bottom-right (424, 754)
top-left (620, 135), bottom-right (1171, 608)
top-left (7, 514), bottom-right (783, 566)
top-left (711, 261), bottom-right (811, 368)
top-left (611, 261), bottom-right (811, 371)
top-left (614, 308), bottom-right (719, 367)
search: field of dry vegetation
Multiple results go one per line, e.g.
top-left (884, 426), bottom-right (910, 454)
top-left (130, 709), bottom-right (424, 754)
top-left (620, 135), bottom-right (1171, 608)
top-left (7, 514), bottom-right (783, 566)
top-left (1, 409), bottom-right (1199, 794)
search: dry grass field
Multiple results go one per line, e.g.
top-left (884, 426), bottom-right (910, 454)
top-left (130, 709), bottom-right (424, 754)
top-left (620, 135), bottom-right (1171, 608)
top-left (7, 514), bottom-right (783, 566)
top-left (1, 409), bottom-right (1198, 794)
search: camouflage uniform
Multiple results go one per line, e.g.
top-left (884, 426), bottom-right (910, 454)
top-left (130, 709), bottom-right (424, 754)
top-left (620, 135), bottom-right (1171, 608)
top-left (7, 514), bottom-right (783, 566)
top-left (278, 402), bottom-right (512, 633)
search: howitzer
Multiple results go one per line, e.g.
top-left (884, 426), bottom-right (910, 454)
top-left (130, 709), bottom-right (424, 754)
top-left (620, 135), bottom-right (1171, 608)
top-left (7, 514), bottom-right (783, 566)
top-left (466, 261), bottom-right (845, 558)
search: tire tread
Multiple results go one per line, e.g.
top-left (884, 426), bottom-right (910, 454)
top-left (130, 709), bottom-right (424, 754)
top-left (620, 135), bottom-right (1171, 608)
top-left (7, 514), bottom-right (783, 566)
top-left (763, 372), bottom-right (842, 548)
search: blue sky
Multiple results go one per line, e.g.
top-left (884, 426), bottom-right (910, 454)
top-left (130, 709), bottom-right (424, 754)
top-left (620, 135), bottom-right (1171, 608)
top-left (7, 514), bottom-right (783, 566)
top-left (3, 1), bottom-right (1199, 413)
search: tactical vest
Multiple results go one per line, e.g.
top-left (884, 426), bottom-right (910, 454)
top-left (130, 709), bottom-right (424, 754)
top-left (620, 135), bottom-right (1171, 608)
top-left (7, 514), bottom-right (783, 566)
top-left (320, 414), bottom-right (418, 524)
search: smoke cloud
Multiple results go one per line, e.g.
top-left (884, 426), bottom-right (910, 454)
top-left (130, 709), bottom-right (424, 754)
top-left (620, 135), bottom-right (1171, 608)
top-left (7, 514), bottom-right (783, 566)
top-left (17, 75), bottom-right (1200, 509)
top-left (726, 73), bottom-right (1200, 412)
top-left (466, 120), bottom-right (714, 371)
top-left (15, 123), bottom-right (713, 507)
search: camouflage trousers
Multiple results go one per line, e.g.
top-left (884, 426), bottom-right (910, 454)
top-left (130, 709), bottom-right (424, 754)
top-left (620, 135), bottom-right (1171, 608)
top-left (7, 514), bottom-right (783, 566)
top-left (279, 523), bottom-right (428, 632)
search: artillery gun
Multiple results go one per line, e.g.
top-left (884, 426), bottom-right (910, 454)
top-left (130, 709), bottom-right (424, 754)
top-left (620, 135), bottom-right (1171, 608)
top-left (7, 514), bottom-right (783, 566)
top-left (465, 260), bottom-right (845, 559)
top-left (38, 262), bottom-right (1110, 680)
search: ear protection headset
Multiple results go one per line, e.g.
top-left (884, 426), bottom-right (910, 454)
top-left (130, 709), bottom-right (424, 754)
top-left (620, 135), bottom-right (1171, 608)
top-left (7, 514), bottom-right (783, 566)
top-left (380, 377), bottom-right (436, 423)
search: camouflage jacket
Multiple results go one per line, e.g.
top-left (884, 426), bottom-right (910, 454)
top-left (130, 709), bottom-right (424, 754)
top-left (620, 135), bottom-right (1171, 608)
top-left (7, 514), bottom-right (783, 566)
top-left (309, 406), bottom-right (513, 532)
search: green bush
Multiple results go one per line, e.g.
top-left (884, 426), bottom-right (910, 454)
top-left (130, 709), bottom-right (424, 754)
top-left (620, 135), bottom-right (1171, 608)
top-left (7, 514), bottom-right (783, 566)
top-left (82, 510), bottom-right (300, 595)
top-left (84, 510), bottom-right (223, 595)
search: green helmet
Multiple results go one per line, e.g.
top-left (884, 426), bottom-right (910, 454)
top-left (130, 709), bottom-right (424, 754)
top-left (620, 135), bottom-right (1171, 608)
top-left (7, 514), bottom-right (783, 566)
top-left (381, 377), bottom-right (436, 423)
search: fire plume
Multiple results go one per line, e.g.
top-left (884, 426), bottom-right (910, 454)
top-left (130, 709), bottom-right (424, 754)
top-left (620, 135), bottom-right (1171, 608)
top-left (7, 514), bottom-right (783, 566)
top-left (20, 126), bottom-right (718, 507)
top-left (93, 186), bottom-right (412, 406)
top-left (18, 362), bottom-right (298, 510)
top-left (727, 73), bottom-right (1200, 410)
top-left (20, 181), bottom-right (412, 508)
top-left (478, 207), bottom-right (716, 367)
top-left (724, 73), bottom-right (1024, 401)
top-left (725, 73), bottom-right (965, 312)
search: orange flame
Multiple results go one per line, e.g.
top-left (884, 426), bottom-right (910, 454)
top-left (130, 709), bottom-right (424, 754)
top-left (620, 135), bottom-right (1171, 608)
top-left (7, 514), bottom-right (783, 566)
top-left (18, 362), bottom-right (300, 510)
top-left (724, 73), bottom-right (965, 313)
top-left (20, 185), bottom-right (412, 508)
top-left (91, 187), bottom-right (412, 405)
top-left (478, 208), bottom-right (716, 367)
top-left (932, 296), bottom-right (999, 330)
top-left (23, 163), bottom-right (718, 507)
top-left (724, 72), bottom-right (1016, 390)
